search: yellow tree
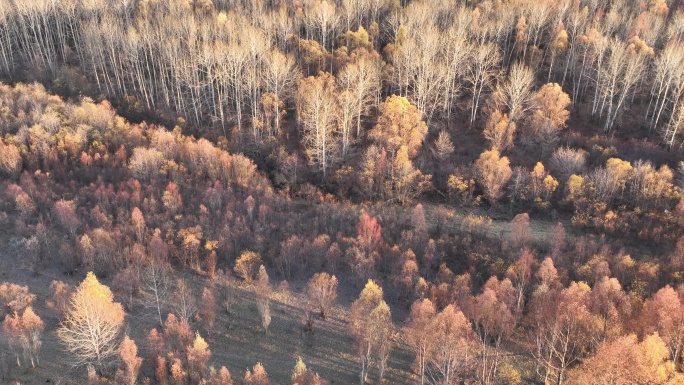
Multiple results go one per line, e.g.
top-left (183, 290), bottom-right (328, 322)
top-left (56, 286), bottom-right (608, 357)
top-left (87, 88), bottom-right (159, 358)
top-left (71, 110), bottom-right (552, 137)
top-left (57, 272), bottom-right (125, 368)
top-left (234, 251), bottom-right (263, 285)
top-left (350, 279), bottom-right (393, 384)
top-left (483, 110), bottom-right (516, 152)
top-left (475, 149), bottom-right (513, 203)
top-left (389, 146), bottom-right (432, 204)
top-left (187, 332), bottom-right (211, 382)
top-left (368, 95), bottom-right (428, 159)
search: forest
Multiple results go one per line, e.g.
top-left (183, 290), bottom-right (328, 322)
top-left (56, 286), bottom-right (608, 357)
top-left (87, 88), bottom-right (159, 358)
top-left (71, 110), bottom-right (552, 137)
top-left (1, 0), bottom-right (684, 384)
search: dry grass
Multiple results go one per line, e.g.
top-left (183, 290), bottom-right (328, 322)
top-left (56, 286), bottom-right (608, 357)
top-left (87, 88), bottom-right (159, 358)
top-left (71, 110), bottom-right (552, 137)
top-left (0, 235), bottom-right (415, 384)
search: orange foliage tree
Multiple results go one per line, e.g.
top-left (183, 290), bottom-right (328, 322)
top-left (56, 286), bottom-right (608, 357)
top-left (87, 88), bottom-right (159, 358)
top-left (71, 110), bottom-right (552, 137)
top-left (118, 335), bottom-right (142, 385)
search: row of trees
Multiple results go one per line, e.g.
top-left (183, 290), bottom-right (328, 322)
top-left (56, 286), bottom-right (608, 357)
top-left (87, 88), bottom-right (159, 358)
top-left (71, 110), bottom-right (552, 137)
top-left (8, 249), bottom-right (684, 385)
top-left (2, 0), bottom-right (684, 155)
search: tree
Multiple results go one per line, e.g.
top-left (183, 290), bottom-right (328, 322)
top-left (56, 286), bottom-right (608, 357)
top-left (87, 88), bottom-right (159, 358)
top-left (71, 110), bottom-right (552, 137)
top-left (291, 357), bottom-right (328, 385)
top-left (306, 0), bottom-right (340, 51)
top-left (508, 213), bottom-right (532, 250)
top-left (483, 110), bottom-right (516, 152)
top-left (199, 287), bottom-right (217, 329)
top-left (430, 304), bottom-right (477, 385)
top-left (187, 332), bottom-right (211, 382)
top-left (351, 212), bottom-right (384, 279)
top-left (640, 286), bottom-right (684, 363)
top-left (2, 307), bottom-right (44, 368)
top-left (589, 276), bottom-right (632, 342)
top-left (528, 281), bottom-right (597, 385)
top-left (566, 333), bottom-right (684, 385)
top-left (368, 95), bottom-right (428, 159)
top-left (129, 147), bottom-right (164, 181)
top-left (663, 101), bottom-right (684, 150)
top-left (141, 258), bottom-right (171, 327)
top-left (57, 272), bottom-right (125, 368)
top-left (171, 279), bottom-right (197, 325)
top-left (496, 62), bottom-right (534, 122)
top-left (46, 280), bottom-right (73, 319)
top-left (0, 139), bottom-right (21, 177)
top-left (244, 362), bottom-right (271, 385)
top-left (350, 279), bottom-right (393, 384)
top-left (262, 49), bottom-right (300, 136)
top-left (468, 277), bottom-right (516, 385)
top-left (307, 272), bottom-right (338, 319)
top-left (465, 43), bottom-right (501, 125)
top-left (52, 199), bottom-right (80, 238)
top-left (431, 130), bottom-right (455, 161)
top-left (405, 299), bottom-right (437, 385)
top-left (234, 251), bottom-right (263, 284)
top-left (119, 335), bottom-right (142, 385)
top-left (255, 265), bottom-right (272, 331)
top-left (390, 146), bottom-right (432, 204)
top-left (598, 37), bottom-right (652, 133)
top-left (131, 207), bottom-right (146, 242)
top-left (475, 149), bottom-right (513, 203)
top-left (390, 25), bottom-right (449, 122)
top-left (337, 50), bottom-right (380, 140)
top-left (528, 83), bottom-right (571, 154)
top-left (171, 357), bottom-right (187, 385)
top-left (295, 72), bottom-right (340, 175)
top-left (506, 248), bottom-right (534, 314)
top-left (209, 366), bottom-right (233, 385)
top-left (0, 282), bottom-right (35, 319)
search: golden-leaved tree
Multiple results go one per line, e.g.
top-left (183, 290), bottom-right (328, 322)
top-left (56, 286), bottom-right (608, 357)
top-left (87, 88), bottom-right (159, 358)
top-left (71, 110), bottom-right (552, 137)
top-left (475, 149), bottom-right (512, 203)
top-left (350, 280), bottom-right (393, 384)
top-left (368, 95), bottom-right (428, 159)
top-left (57, 272), bottom-right (125, 368)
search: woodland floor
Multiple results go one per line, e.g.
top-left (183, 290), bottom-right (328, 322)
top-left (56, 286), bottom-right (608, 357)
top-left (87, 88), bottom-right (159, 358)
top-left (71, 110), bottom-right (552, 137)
top-left (0, 203), bottom-right (548, 385)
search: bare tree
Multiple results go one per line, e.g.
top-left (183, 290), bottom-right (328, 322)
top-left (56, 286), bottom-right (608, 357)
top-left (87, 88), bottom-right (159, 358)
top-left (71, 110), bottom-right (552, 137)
top-left (465, 43), bottom-right (501, 125)
top-left (497, 62), bottom-right (535, 122)
top-left (262, 49), bottom-right (300, 136)
top-left (549, 147), bottom-right (588, 181)
top-left (337, 50), bottom-right (380, 150)
top-left (305, 0), bottom-right (341, 51)
top-left (647, 41), bottom-right (684, 132)
top-left (171, 279), bottom-right (197, 325)
top-left (598, 37), bottom-right (652, 133)
top-left (431, 130), bottom-right (455, 161)
top-left (141, 259), bottom-right (171, 327)
top-left (295, 72), bottom-right (340, 175)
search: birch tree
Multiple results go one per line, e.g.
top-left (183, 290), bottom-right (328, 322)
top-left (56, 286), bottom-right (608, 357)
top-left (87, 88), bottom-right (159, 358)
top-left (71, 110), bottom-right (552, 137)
top-left (465, 43), bottom-right (501, 125)
top-left (295, 72), bottom-right (340, 175)
top-left (57, 272), bottom-right (125, 368)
